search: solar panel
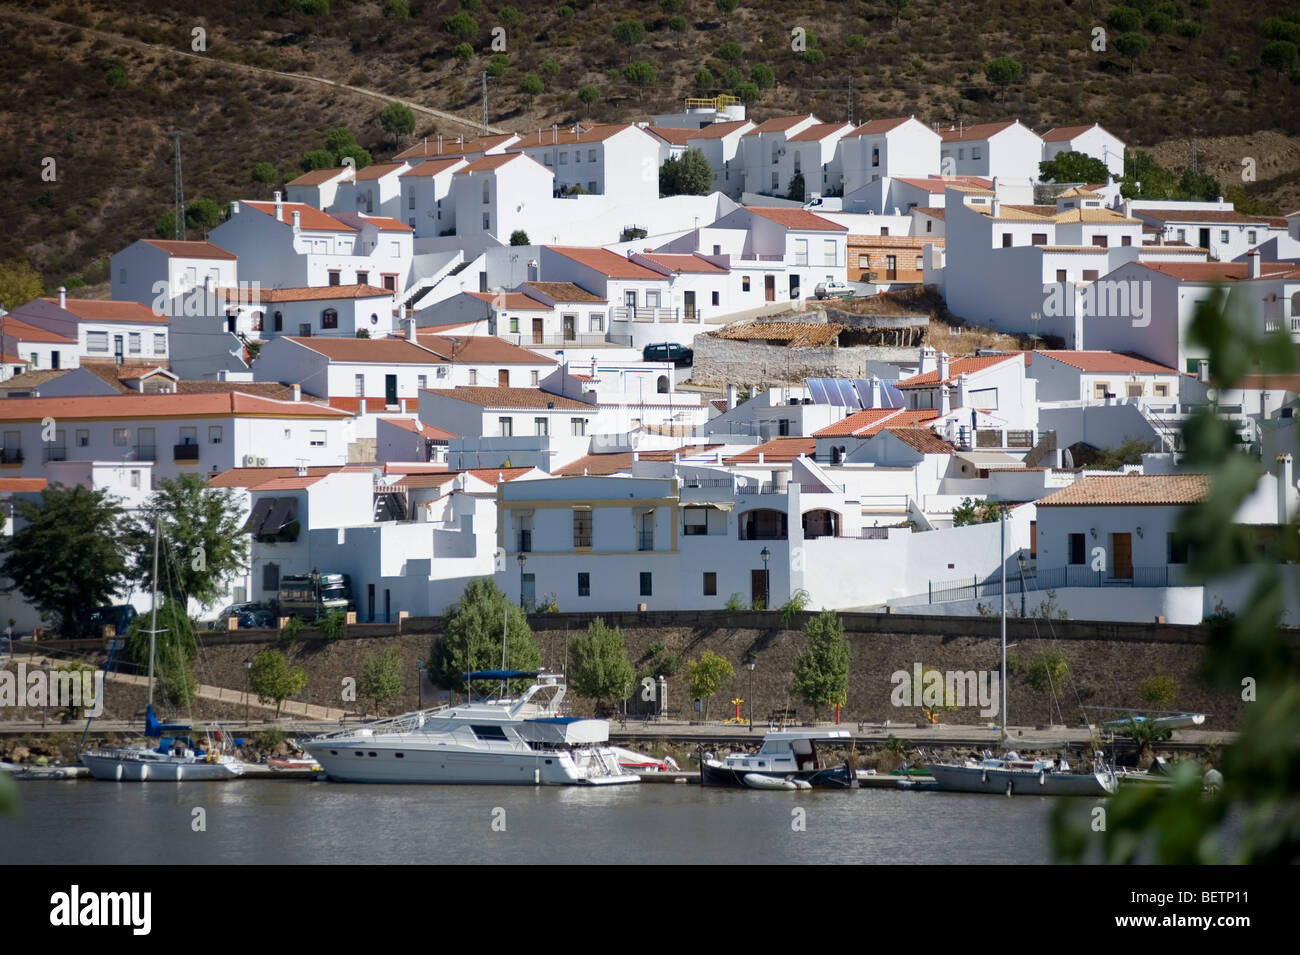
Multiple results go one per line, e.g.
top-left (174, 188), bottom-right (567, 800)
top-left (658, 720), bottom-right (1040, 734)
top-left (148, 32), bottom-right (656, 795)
top-left (852, 379), bottom-right (873, 408)
top-left (880, 383), bottom-right (906, 408)
top-left (805, 378), bottom-right (831, 404)
top-left (835, 380), bottom-right (859, 407)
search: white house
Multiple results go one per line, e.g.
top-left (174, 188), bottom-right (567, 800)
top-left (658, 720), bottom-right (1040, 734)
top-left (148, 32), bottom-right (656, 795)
top-left (704, 206), bottom-right (848, 302)
top-left (1040, 124), bottom-right (1126, 179)
top-left (450, 152), bottom-right (556, 242)
top-left (7, 290), bottom-right (170, 365)
top-left (939, 120), bottom-right (1044, 187)
top-left (1027, 350), bottom-right (1183, 404)
top-left (285, 166), bottom-right (354, 210)
top-left (330, 161), bottom-right (410, 220)
top-left (1131, 201), bottom-right (1282, 262)
top-left (782, 122), bottom-right (855, 198)
top-left (511, 123), bottom-right (663, 202)
top-left (0, 316), bottom-right (78, 375)
top-left (397, 157), bottom-right (468, 238)
top-left (110, 239), bottom-right (239, 309)
top-left (646, 119), bottom-right (754, 197)
top-left (839, 116), bottom-right (943, 200)
top-left (738, 114), bottom-right (822, 197)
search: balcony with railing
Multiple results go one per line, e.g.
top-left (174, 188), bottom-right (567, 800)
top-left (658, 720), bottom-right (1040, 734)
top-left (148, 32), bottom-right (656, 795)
top-left (0, 448), bottom-right (24, 466)
top-left (637, 531), bottom-right (654, 551)
top-left (611, 306), bottom-right (699, 324)
top-left (174, 443), bottom-right (200, 462)
top-left (136, 445), bottom-right (157, 462)
top-left (42, 447), bottom-right (68, 463)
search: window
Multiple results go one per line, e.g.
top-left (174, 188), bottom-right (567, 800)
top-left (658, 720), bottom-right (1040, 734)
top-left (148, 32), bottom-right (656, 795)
top-left (1154, 383), bottom-right (1169, 397)
top-left (154, 333), bottom-right (167, 355)
top-left (570, 417), bottom-right (586, 436)
top-left (1121, 235), bottom-right (1132, 247)
top-left (322, 308), bottom-right (339, 330)
top-left (209, 426), bottom-right (223, 444)
top-left (711, 291), bottom-right (719, 306)
top-left (972, 145), bottom-right (981, 160)
top-left (299, 324), bottom-right (312, 337)
top-left (742, 275), bottom-right (751, 292)
top-left (925, 220), bottom-right (932, 233)
top-left (408, 193), bottom-right (415, 210)
top-left (578, 573), bottom-right (590, 596)
top-left (118, 268), bottom-right (126, 285)
top-left (544, 154), bottom-right (552, 165)
top-left (273, 311), bottom-right (283, 332)
top-left (309, 430), bottom-right (326, 447)
top-left (1056, 269), bottom-right (1067, 282)
top-left (1248, 230), bottom-right (1257, 244)
top-left (130, 470), bottom-right (140, 489)
top-left (588, 149), bottom-right (597, 162)
top-left (1031, 233), bottom-right (1047, 246)
top-left (880, 227), bottom-right (889, 237)
top-left (263, 562), bottom-right (279, 591)
top-left (1068, 533), bottom-right (1086, 565)
top-left (354, 374), bottom-right (364, 396)
top-left (534, 417), bottom-right (549, 437)
top-left (1091, 235), bottom-right (1108, 248)
top-left (559, 152), bottom-right (568, 165)
top-left (113, 428), bottom-right (129, 446)
top-left (509, 317), bottom-right (519, 333)
top-left (573, 508), bottom-right (592, 548)
top-left (87, 331), bottom-right (109, 354)
top-left (328, 271), bottom-right (340, 286)
top-left (1220, 230), bottom-right (1229, 243)
top-left (703, 572), bottom-right (717, 596)
top-left (915, 256), bottom-right (924, 270)
top-left (587, 181), bottom-right (597, 195)
top-left (469, 369), bottom-right (478, 385)
top-left (1001, 234), bottom-right (1012, 248)
top-left (683, 507), bottom-right (709, 536)
top-left (871, 146), bottom-right (879, 168)
top-left (1175, 229), bottom-right (1186, 242)
top-left (589, 313), bottom-right (603, 333)
top-left (1093, 381), bottom-right (1110, 399)
top-left (1126, 382), bottom-right (1143, 397)
top-left (29, 352), bottom-right (37, 368)
top-left (957, 148), bottom-right (965, 160)
top-left (417, 375), bottom-right (427, 391)
top-left (1168, 532), bottom-right (1189, 564)
top-left (1082, 270), bottom-right (1099, 281)
top-left (483, 213), bottom-right (490, 230)
top-left (436, 366), bottom-right (448, 378)
top-left (823, 240), bottom-right (836, 266)
top-left (356, 271), bottom-right (369, 286)
top-left (639, 572), bottom-right (652, 597)
top-left (858, 254), bottom-right (870, 268)
top-left (499, 417), bottom-right (513, 437)
top-left (530, 370), bottom-right (540, 387)
top-left (575, 150), bottom-right (582, 163)
top-left (482, 180), bottom-right (491, 204)
top-left (76, 429), bottom-right (89, 447)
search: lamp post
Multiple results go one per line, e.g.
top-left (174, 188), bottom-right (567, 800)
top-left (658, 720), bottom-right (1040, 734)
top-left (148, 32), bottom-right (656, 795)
top-left (40, 658), bottom-right (50, 728)
top-left (243, 657), bottom-right (252, 725)
top-left (759, 546), bottom-right (771, 608)
top-left (417, 661), bottom-right (426, 709)
top-left (1016, 552), bottom-right (1027, 617)
top-left (517, 553), bottom-right (527, 610)
top-left (745, 656), bottom-right (756, 733)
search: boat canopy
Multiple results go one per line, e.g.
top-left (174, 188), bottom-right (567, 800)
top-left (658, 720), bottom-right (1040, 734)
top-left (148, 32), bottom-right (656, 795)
top-left (144, 703), bottom-right (191, 737)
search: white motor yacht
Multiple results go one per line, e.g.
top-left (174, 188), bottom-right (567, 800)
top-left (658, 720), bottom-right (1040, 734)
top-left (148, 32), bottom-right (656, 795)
top-left (300, 670), bottom-right (639, 786)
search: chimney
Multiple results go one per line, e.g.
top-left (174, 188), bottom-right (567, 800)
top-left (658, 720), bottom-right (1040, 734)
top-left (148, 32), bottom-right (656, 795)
top-left (1197, 359), bottom-right (1210, 383)
top-left (991, 175), bottom-right (999, 192)
top-left (870, 376), bottom-right (882, 407)
top-left (204, 274), bottom-right (213, 293)
top-left (990, 197), bottom-right (1000, 218)
top-left (273, 191), bottom-right (284, 221)
top-left (292, 210), bottom-right (301, 232)
top-left (406, 316), bottom-right (417, 342)
top-left (230, 201), bottom-right (240, 215)
top-left (1279, 454), bottom-right (1295, 523)
top-left (756, 452), bottom-right (765, 464)
top-left (938, 351), bottom-right (950, 382)
top-left (940, 383), bottom-right (951, 416)
top-left (1247, 249), bottom-right (1261, 279)
top-left (291, 384), bottom-right (301, 401)
top-left (919, 345), bottom-right (937, 375)
top-left (1122, 198), bottom-right (1132, 219)
top-left (58, 286), bottom-right (67, 309)
top-left (726, 383), bottom-right (738, 410)
top-left (633, 451), bottom-right (640, 462)
top-left (673, 452), bottom-right (681, 464)
top-left (956, 372), bottom-right (970, 410)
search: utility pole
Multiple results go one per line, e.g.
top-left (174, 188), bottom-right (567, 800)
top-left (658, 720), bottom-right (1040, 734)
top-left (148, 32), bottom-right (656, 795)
top-left (170, 129), bottom-right (186, 241)
top-left (846, 86), bottom-right (854, 126)
top-left (481, 71), bottom-right (488, 136)
top-left (1189, 139), bottom-right (1197, 175)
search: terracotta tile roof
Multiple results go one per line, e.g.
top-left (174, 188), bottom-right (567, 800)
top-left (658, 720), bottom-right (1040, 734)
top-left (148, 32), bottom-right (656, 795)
top-left (139, 239), bottom-right (237, 260)
top-left (894, 176), bottom-right (995, 193)
top-left (645, 120), bottom-right (753, 146)
top-left (746, 114), bottom-right (818, 135)
top-left (464, 467), bottom-right (536, 483)
top-left (787, 122), bottom-right (854, 143)
top-left (418, 334), bottom-right (557, 365)
top-left (176, 381), bottom-right (298, 400)
top-left (0, 478), bottom-right (48, 492)
top-left (208, 465), bottom-right (365, 488)
top-left (711, 320), bottom-right (845, 347)
top-left (1033, 351), bottom-right (1180, 374)
top-left (743, 207), bottom-right (847, 232)
top-left (545, 246), bottom-right (663, 279)
top-left (378, 472), bottom-right (459, 490)
top-left (287, 336), bottom-right (445, 364)
top-left (242, 201), bottom-right (355, 232)
top-left (346, 214), bottom-right (414, 233)
top-left (847, 117), bottom-right (913, 136)
top-left (1233, 374), bottom-right (1300, 393)
top-left (468, 291), bottom-right (550, 311)
top-left (1137, 262), bottom-right (1298, 282)
top-left (0, 317), bottom-right (77, 343)
top-left (433, 386), bottom-right (591, 410)
top-left (512, 124), bottom-right (642, 148)
top-left (249, 474), bottom-right (329, 491)
top-left (522, 281), bottom-right (606, 303)
top-left (1035, 474), bottom-right (1211, 506)
top-left (646, 125), bottom-right (696, 146)
top-left (395, 133), bottom-right (518, 161)
top-left (887, 426), bottom-right (956, 454)
top-left (1052, 208), bottom-right (1138, 224)
top-left (1040, 123), bottom-right (1115, 142)
top-left (0, 393), bottom-right (350, 421)
top-left (553, 452), bottom-right (636, 476)
top-left (233, 284), bottom-right (393, 303)
top-left (1136, 208), bottom-right (1271, 226)
top-left (938, 121), bottom-right (1022, 142)
top-left (724, 437), bottom-right (815, 463)
top-left (0, 353), bottom-right (28, 365)
top-left (383, 462), bottom-right (450, 475)
top-left (896, 354), bottom-right (1025, 389)
top-left (813, 408), bottom-right (938, 437)
top-left (287, 167), bottom-right (351, 186)
top-left (377, 416), bottom-right (456, 441)
top-left (912, 206), bottom-right (946, 220)
top-left (0, 369), bottom-right (69, 391)
top-left (635, 443), bottom-right (724, 461)
top-left (398, 158), bottom-right (466, 178)
top-left (638, 253), bottom-right (727, 274)
top-left (352, 162), bottom-right (407, 182)
top-left (42, 298), bottom-right (167, 325)
top-left (1055, 186), bottom-right (1100, 198)
top-left (976, 205), bottom-right (1052, 221)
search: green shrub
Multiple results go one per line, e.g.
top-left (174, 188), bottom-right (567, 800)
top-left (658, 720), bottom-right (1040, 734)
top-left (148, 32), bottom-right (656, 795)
top-left (719, 41), bottom-right (743, 62)
top-left (443, 11), bottom-right (478, 41)
top-left (298, 0), bottom-right (329, 14)
top-left (750, 64), bottom-right (774, 88)
top-left (1107, 5), bottom-right (1142, 32)
top-left (724, 592), bottom-right (746, 612)
top-left (558, 4), bottom-right (574, 18)
top-left (578, 85), bottom-right (599, 105)
top-left (519, 74), bottom-right (543, 95)
top-left (318, 609), bottom-right (346, 643)
top-left (612, 18), bottom-right (647, 47)
top-left (801, 49), bottom-right (825, 65)
top-left (668, 15), bottom-right (687, 31)
top-left (453, 42), bottom-right (474, 61)
top-left (382, 0), bottom-right (410, 19)
top-left (499, 5), bottom-right (520, 26)
top-left (251, 161), bottom-right (277, 183)
top-left (540, 58), bottom-right (559, 78)
top-left (693, 67), bottom-right (715, 89)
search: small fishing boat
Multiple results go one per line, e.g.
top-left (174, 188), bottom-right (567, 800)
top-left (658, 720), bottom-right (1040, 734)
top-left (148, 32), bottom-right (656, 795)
top-left (609, 746), bottom-right (679, 773)
top-left (700, 729), bottom-right (857, 789)
top-left (81, 706), bottom-right (245, 782)
top-left (1102, 712), bottom-right (1206, 732)
top-left (267, 755), bottom-right (323, 774)
top-left (927, 750), bottom-right (1116, 797)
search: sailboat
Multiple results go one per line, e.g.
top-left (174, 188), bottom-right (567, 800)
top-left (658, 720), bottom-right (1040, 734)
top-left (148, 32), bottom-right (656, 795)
top-left (925, 510), bottom-right (1117, 797)
top-left (80, 518), bottom-right (245, 782)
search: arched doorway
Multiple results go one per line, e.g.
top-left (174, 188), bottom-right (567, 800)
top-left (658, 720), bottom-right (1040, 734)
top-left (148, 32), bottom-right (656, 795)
top-left (802, 509), bottom-right (840, 539)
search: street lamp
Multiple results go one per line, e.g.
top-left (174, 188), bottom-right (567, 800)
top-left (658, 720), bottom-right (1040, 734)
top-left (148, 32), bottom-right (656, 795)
top-left (417, 661), bottom-right (426, 709)
top-left (759, 546), bottom-right (771, 608)
top-left (745, 655), bottom-right (756, 733)
top-left (40, 658), bottom-right (50, 728)
top-left (243, 657), bottom-right (252, 725)
top-left (1016, 552), bottom-right (1027, 617)
top-left (517, 552), bottom-right (527, 610)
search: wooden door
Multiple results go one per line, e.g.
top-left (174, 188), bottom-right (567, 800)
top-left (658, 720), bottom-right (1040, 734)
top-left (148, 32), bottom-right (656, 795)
top-left (498, 369), bottom-right (509, 387)
top-left (764, 275), bottom-right (775, 302)
top-left (751, 569), bottom-right (769, 608)
top-left (886, 255), bottom-right (897, 280)
top-left (532, 318), bottom-right (544, 344)
top-left (1112, 532), bottom-right (1132, 579)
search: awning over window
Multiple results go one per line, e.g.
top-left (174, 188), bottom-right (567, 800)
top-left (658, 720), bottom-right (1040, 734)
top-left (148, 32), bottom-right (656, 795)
top-left (241, 497), bottom-right (275, 534)
top-left (261, 497), bottom-right (297, 537)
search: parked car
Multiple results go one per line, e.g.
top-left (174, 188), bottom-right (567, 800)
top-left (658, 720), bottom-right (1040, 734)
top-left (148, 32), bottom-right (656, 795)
top-left (80, 605), bottom-right (138, 639)
top-left (642, 343), bottom-right (693, 366)
top-left (207, 602), bottom-right (270, 630)
top-left (815, 280), bottom-right (852, 300)
top-left (234, 609), bottom-right (277, 630)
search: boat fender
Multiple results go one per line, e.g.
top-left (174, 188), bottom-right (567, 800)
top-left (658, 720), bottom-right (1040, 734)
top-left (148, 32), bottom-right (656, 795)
top-left (1039, 770), bottom-right (1045, 785)
top-left (1005, 779), bottom-right (1012, 797)
top-left (981, 770), bottom-right (987, 784)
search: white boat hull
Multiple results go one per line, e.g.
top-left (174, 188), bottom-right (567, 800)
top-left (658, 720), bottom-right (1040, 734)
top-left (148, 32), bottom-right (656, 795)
top-left (302, 738), bottom-right (638, 786)
top-left (928, 762), bottom-right (1116, 797)
top-left (81, 751), bottom-right (245, 782)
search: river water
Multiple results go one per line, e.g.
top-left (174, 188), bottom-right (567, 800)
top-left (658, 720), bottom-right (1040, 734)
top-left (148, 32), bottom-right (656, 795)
top-left (1, 779), bottom-right (1060, 864)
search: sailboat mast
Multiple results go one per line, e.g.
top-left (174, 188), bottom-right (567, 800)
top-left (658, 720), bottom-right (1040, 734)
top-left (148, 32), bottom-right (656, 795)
top-left (1000, 507), bottom-right (1007, 744)
top-left (148, 515), bottom-right (159, 708)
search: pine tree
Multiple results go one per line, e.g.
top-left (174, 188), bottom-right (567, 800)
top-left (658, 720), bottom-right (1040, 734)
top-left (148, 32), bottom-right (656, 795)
top-left (791, 610), bottom-right (850, 720)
